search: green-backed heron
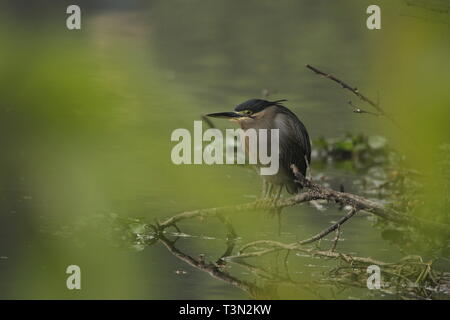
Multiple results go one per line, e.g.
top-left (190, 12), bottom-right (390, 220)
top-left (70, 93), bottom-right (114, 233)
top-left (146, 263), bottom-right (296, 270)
top-left (207, 99), bottom-right (311, 200)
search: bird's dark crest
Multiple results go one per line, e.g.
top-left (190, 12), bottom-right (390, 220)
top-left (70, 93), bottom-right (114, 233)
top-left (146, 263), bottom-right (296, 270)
top-left (234, 99), bottom-right (287, 113)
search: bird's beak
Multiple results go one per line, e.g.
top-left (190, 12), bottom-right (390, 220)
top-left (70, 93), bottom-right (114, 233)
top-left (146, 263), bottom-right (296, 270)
top-left (206, 112), bottom-right (242, 119)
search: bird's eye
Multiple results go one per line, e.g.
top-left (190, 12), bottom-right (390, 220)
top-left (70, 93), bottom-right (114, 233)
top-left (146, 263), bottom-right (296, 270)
top-left (243, 110), bottom-right (253, 115)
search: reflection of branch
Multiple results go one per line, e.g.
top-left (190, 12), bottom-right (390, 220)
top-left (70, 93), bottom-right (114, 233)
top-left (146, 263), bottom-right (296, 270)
top-left (148, 211), bottom-right (450, 299)
top-left (156, 227), bottom-right (328, 298)
top-left (225, 240), bottom-right (389, 266)
top-left (228, 259), bottom-right (326, 299)
top-left (157, 234), bottom-right (264, 298)
top-left (154, 217), bottom-right (284, 299)
top-left (153, 219), bottom-right (329, 299)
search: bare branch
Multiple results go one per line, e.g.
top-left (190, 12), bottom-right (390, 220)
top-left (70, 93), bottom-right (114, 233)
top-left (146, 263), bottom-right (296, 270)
top-left (225, 240), bottom-right (390, 266)
top-left (330, 225), bottom-right (341, 252)
top-left (306, 64), bottom-right (400, 127)
top-left (347, 101), bottom-right (380, 116)
top-left (157, 166), bottom-right (449, 235)
top-left (235, 207), bottom-right (355, 252)
top-left (297, 207), bottom-right (357, 245)
top-left (290, 164), bottom-right (448, 233)
top-left (306, 64), bottom-right (380, 110)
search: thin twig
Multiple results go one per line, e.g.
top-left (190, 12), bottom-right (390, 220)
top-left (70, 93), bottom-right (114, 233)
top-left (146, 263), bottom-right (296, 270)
top-left (236, 208), bottom-right (355, 252)
top-left (330, 225), bottom-right (341, 252)
top-left (347, 101), bottom-right (380, 116)
top-left (225, 241), bottom-right (390, 266)
top-left (297, 207), bottom-right (357, 245)
top-left (305, 64), bottom-right (399, 126)
top-left (306, 64), bottom-right (380, 111)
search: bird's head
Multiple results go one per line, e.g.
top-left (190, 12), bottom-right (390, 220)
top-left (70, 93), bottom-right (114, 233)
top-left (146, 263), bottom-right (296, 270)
top-left (206, 99), bottom-right (287, 123)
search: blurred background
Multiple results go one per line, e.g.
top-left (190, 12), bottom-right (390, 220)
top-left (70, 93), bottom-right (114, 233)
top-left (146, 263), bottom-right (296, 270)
top-left (0, 0), bottom-right (448, 299)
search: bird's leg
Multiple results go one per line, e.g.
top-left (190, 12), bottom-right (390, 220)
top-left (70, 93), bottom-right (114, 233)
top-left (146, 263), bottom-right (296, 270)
top-left (265, 183), bottom-right (274, 200)
top-left (255, 179), bottom-right (268, 209)
top-left (274, 185), bottom-right (283, 201)
top-left (266, 184), bottom-right (281, 212)
top-left (260, 182), bottom-right (283, 236)
top-left (272, 185), bottom-right (283, 235)
top-left (269, 185), bottom-right (283, 236)
top-left (267, 185), bottom-right (282, 207)
top-left (261, 179), bottom-right (268, 198)
top-left (260, 183), bottom-right (273, 210)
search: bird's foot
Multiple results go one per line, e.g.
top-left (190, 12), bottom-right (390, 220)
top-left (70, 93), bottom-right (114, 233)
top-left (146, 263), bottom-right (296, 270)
top-left (265, 197), bottom-right (282, 216)
top-left (254, 198), bottom-right (269, 210)
top-left (253, 197), bottom-right (277, 211)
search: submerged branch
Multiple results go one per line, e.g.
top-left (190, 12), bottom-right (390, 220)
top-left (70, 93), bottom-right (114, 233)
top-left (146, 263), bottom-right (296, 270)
top-left (237, 207), bottom-right (356, 253)
top-left (297, 207), bottom-right (357, 245)
top-left (224, 239), bottom-right (390, 266)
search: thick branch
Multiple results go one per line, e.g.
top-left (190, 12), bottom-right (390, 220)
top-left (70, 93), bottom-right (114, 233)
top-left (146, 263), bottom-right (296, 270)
top-left (290, 165), bottom-right (448, 233)
top-left (158, 178), bottom-right (449, 234)
top-left (157, 164), bottom-right (449, 234)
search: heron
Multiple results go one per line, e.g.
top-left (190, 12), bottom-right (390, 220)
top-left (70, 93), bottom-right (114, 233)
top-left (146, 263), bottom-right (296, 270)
top-left (207, 99), bottom-right (311, 201)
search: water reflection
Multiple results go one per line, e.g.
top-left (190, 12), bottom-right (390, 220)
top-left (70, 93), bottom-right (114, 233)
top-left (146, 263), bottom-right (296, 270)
top-left (127, 207), bottom-right (449, 300)
top-left (148, 214), bottom-right (318, 299)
